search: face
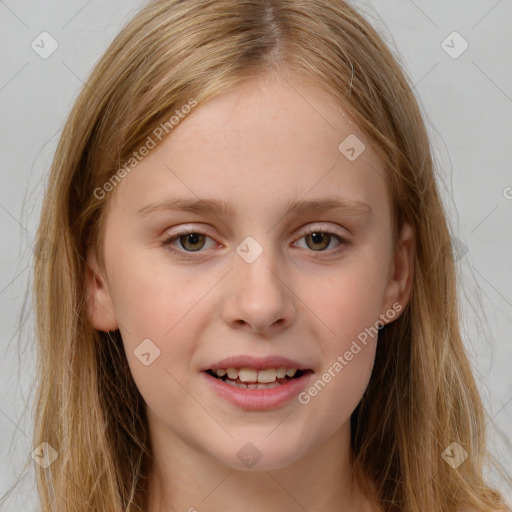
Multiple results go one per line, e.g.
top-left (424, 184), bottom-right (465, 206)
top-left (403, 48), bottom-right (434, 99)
top-left (86, 71), bottom-right (414, 472)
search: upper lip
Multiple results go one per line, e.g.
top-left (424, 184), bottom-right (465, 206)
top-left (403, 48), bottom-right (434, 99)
top-left (202, 355), bottom-right (312, 372)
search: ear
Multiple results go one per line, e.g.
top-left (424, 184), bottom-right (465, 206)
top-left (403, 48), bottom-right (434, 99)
top-left (84, 247), bottom-right (119, 332)
top-left (380, 221), bottom-right (415, 324)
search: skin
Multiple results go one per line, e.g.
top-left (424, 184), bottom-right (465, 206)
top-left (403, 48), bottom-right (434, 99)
top-left (85, 70), bottom-right (414, 512)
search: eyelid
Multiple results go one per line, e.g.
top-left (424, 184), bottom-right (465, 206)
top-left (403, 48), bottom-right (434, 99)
top-left (162, 222), bottom-right (348, 239)
top-left (160, 225), bottom-right (219, 249)
top-left (296, 223), bottom-right (348, 238)
top-left (165, 225), bottom-right (217, 240)
top-left (160, 222), bottom-right (351, 254)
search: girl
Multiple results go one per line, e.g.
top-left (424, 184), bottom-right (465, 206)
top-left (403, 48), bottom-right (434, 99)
top-left (16, 0), bottom-right (512, 510)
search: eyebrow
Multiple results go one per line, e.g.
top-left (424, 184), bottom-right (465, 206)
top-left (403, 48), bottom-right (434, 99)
top-left (136, 196), bottom-right (372, 219)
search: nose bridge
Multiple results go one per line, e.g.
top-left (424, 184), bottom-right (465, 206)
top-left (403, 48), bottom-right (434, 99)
top-left (234, 234), bottom-right (282, 297)
top-left (223, 234), bottom-right (295, 333)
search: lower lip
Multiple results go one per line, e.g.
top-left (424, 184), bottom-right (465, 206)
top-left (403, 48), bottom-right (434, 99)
top-left (202, 371), bottom-right (313, 411)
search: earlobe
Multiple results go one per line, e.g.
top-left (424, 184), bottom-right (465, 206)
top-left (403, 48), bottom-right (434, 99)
top-left (84, 248), bottom-right (119, 332)
top-left (381, 221), bottom-right (415, 323)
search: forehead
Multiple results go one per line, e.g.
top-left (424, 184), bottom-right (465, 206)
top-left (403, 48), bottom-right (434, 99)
top-left (108, 73), bottom-right (390, 222)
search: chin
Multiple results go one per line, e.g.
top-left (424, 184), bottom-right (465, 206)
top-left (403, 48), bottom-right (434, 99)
top-left (207, 436), bottom-right (309, 472)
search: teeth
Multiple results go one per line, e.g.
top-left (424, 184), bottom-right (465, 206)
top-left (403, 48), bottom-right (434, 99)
top-left (238, 368), bottom-right (258, 382)
top-left (226, 368), bottom-right (238, 379)
top-left (257, 368), bottom-right (276, 383)
top-left (213, 367), bottom-right (300, 383)
top-left (276, 367), bottom-right (287, 379)
top-left (224, 379), bottom-right (282, 390)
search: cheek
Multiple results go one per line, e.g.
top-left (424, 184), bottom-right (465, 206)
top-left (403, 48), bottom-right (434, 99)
top-left (298, 270), bottom-right (382, 426)
top-left (109, 248), bottom-right (205, 337)
top-left (106, 249), bottom-right (225, 400)
top-left (300, 350), bottom-right (375, 447)
top-left (105, 253), bottom-right (177, 355)
top-left (305, 258), bottom-right (389, 340)
top-left (297, 250), bottom-right (388, 407)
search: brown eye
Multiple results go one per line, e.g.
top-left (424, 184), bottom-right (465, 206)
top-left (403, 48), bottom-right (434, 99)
top-left (295, 227), bottom-right (348, 253)
top-left (178, 233), bottom-right (206, 251)
top-left (161, 230), bottom-right (215, 253)
top-left (304, 231), bottom-right (332, 251)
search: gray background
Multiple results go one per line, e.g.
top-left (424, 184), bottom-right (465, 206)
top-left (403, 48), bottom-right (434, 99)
top-left (0, 0), bottom-right (511, 509)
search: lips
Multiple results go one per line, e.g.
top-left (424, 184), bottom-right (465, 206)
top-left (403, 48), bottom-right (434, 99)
top-left (201, 355), bottom-right (314, 410)
top-left (202, 355), bottom-right (311, 372)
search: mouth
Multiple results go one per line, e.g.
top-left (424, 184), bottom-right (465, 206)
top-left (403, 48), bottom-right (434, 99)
top-left (204, 367), bottom-right (311, 390)
top-left (201, 355), bottom-right (315, 410)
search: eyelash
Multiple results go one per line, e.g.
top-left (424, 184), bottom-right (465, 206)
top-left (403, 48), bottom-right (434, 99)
top-left (160, 226), bottom-right (352, 258)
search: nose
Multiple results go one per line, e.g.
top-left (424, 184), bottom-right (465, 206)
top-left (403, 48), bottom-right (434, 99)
top-left (221, 245), bottom-right (297, 337)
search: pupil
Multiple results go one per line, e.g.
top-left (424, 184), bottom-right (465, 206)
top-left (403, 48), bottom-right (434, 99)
top-left (182, 233), bottom-right (204, 251)
top-left (308, 232), bottom-right (329, 250)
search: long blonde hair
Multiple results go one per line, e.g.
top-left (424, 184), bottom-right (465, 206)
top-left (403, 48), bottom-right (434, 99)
top-left (11, 0), bottom-right (512, 510)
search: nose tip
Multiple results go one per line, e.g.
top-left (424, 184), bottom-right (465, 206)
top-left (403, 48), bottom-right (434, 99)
top-left (223, 257), bottom-right (296, 336)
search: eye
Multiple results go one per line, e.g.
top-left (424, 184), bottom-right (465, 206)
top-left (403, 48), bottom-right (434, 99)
top-left (161, 229), bottom-right (217, 253)
top-left (160, 225), bottom-right (351, 256)
top-left (294, 226), bottom-right (351, 254)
